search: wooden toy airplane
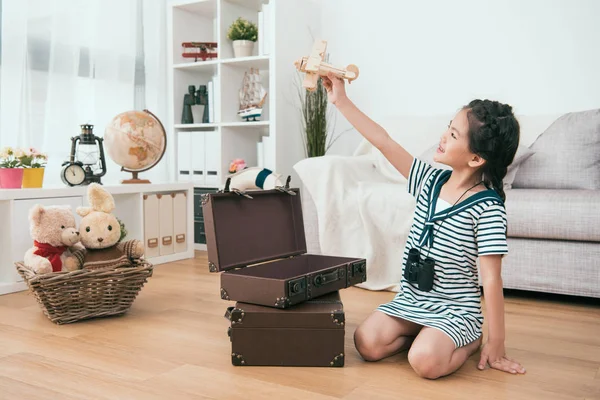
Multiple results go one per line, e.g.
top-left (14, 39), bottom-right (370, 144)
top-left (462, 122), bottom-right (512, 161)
top-left (294, 39), bottom-right (359, 91)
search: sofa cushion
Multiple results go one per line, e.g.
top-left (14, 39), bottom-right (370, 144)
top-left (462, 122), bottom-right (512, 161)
top-left (505, 189), bottom-right (600, 242)
top-left (512, 109), bottom-right (600, 189)
top-left (419, 144), bottom-right (534, 190)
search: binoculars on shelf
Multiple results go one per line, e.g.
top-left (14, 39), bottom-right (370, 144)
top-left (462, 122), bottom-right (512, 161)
top-left (403, 248), bottom-right (435, 292)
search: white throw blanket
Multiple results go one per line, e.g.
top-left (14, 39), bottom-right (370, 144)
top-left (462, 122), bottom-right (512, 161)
top-left (293, 150), bottom-right (417, 292)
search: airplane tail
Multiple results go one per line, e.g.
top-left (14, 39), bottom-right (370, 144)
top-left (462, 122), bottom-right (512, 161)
top-left (345, 64), bottom-right (359, 83)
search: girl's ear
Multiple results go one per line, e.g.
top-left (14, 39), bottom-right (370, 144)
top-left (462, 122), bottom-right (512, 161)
top-left (468, 154), bottom-right (486, 168)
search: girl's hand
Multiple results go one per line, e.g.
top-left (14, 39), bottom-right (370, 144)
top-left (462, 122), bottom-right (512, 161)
top-left (321, 72), bottom-right (347, 105)
top-left (478, 341), bottom-right (526, 374)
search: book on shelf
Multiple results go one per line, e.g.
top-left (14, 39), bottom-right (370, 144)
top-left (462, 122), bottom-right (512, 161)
top-left (207, 81), bottom-right (214, 123)
top-left (259, 3), bottom-right (271, 56)
top-left (258, 11), bottom-right (264, 56)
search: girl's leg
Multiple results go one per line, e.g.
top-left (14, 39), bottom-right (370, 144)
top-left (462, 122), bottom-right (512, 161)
top-left (354, 310), bottom-right (423, 361)
top-left (407, 327), bottom-right (482, 379)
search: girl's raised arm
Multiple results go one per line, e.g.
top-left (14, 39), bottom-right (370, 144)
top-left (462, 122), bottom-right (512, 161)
top-left (322, 73), bottom-right (414, 179)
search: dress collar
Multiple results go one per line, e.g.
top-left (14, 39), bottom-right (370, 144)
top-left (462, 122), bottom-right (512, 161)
top-left (417, 170), bottom-right (503, 248)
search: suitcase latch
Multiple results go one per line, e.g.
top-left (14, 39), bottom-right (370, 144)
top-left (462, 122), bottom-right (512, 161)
top-left (352, 260), bottom-right (366, 277)
top-left (287, 277), bottom-right (307, 301)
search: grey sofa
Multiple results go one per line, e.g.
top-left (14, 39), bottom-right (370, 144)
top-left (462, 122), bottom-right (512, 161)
top-left (298, 109), bottom-right (600, 299)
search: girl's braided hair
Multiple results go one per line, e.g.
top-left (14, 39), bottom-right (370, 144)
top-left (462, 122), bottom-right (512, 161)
top-left (463, 99), bottom-right (520, 202)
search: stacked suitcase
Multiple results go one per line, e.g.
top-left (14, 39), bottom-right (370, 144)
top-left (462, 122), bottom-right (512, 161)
top-left (201, 184), bottom-right (367, 367)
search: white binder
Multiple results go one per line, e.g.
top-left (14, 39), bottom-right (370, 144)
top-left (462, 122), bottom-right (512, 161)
top-left (172, 192), bottom-right (187, 254)
top-left (191, 131), bottom-right (205, 185)
top-left (177, 131), bottom-right (192, 181)
top-left (158, 194), bottom-right (174, 256)
top-left (204, 131), bottom-right (220, 186)
top-left (143, 194), bottom-right (160, 258)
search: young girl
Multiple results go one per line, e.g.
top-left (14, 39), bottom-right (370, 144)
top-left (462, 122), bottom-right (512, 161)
top-left (322, 72), bottom-right (526, 379)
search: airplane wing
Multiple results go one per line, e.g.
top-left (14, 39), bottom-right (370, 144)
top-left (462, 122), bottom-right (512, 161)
top-left (305, 39), bottom-right (327, 72)
top-left (303, 72), bottom-right (319, 91)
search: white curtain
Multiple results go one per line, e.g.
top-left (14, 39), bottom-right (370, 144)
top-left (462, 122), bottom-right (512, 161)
top-left (0, 0), bottom-right (170, 186)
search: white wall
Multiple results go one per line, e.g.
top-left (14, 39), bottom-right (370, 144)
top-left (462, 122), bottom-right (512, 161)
top-left (319, 0), bottom-right (600, 155)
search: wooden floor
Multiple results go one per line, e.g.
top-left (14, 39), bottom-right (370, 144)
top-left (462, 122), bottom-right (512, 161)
top-left (0, 251), bottom-right (599, 400)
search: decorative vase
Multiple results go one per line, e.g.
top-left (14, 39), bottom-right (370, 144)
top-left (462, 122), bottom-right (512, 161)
top-left (0, 168), bottom-right (24, 189)
top-left (232, 40), bottom-right (254, 58)
top-left (22, 168), bottom-right (45, 188)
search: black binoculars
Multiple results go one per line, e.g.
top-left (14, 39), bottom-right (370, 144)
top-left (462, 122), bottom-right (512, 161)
top-left (403, 248), bottom-right (435, 291)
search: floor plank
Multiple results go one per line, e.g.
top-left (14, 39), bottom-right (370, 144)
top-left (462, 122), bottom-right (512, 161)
top-left (0, 250), bottom-right (598, 399)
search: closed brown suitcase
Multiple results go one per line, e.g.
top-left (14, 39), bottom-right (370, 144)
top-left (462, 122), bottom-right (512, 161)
top-left (225, 291), bottom-right (345, 367)
top-left (201, 187), bottom-right (367, 308)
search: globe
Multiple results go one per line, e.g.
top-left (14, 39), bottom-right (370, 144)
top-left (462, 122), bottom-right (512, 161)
top-left (104, 109), bottom-right (167, 184)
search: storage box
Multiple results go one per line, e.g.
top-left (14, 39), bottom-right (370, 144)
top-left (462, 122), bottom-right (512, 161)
top-left (201, 187), bottom-right (366, 308)
top-left (225, 291), bottom-right (345, 367)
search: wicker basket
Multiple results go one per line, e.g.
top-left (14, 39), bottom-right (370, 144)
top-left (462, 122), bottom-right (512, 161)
top-left (15, 260), bottom-right (154, 324)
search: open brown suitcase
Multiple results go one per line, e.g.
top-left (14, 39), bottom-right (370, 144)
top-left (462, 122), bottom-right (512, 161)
top-left (201, 186), bottom-right (367, 308)
top-left (225, 291), bottom-right (345, 367)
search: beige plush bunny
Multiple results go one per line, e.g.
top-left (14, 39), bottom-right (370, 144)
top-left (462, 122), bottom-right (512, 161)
top-left (72, 183), bottom-right (144, 271)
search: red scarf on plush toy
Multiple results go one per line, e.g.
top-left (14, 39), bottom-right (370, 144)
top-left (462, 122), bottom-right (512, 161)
top-left (33, 241), bottom-right (68, 272)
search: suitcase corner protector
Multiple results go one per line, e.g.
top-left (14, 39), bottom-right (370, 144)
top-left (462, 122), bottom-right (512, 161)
top-left (209, 261), bottom-right (218, 272)
top-left (220, 288), bottom-right (231, 301)
top-left (232, 353), bottom-right (246, 366)
top-left (330, 309), bottom-right (345, 326)
top-left (330, 353), bottom-right (344, 367)
top-left (274, 296), bottom-right (291, 308)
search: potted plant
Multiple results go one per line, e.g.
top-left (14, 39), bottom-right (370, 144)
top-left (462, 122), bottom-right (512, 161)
top-left (0, 146), bottom-right (24, 188)
top-left (296, 74), bottom-right (349, 158)
top-left (19, 148), bottom-right (48, 188)
top-left (227, 17), bottom-right (258, 58)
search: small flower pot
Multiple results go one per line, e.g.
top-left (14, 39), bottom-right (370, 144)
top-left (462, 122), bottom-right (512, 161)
top-left (22, 168), bottom-right (45, 188)
top-left (233, 40), bottom-right (254, 58)
top-left (0, 168), bottom-right (24, 189)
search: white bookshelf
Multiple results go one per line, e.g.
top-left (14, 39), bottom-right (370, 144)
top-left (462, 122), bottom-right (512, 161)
top-left (167, 0), bottom-right (320, 189)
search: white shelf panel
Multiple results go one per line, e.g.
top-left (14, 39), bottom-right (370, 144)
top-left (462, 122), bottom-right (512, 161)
top-left (0, 182), bottom-right (193, 201)
top-left (175, 123), bottom-right (219, 129)
top-left (220, 121), bottom-right (269, 128)
top-left (172, 0), bottom-right (216, 17)
top-left (173, 60), bottom-right (219, 72)
top-left (147, 250), bottom-right (194, 266)
top-left (222, 0), bottom-right (265, 12)
top-left (194, 243), bottom-right (207, 251)
top-left (0, 281), bottom-right (27, 296)
top-left (220, 55), bottom-right (270, 70)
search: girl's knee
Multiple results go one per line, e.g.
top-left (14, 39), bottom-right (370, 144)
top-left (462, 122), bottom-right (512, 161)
top-left (408, 347), bottom-right (444, 379)
top-left (353, 327), bottom-right (385, 362)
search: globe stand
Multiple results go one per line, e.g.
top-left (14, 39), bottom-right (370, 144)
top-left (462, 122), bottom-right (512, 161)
top-left (121, 170), bottom-right (151, 184)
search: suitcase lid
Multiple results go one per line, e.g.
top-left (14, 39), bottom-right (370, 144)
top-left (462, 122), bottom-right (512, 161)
top-left (202, 187), bottom-right (307, 272)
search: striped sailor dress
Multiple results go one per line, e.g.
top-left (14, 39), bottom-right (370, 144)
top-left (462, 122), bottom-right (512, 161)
top-left (377, 157), bottom-right (509, 348)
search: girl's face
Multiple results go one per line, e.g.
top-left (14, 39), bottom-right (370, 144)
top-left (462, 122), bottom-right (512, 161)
top-left (433, 108), bottom-right (479, 169)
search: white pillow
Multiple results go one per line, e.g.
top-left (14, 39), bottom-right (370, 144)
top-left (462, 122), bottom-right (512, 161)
top-left (418, 144), bottom-right (535, 190)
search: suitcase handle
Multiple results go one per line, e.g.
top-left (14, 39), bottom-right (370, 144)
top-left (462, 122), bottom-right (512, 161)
top-left (313, 269), bottom-right (340, 287)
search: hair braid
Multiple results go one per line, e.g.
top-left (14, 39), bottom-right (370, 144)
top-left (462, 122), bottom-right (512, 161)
top-left (463, 99), bottom-right (520, 202)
